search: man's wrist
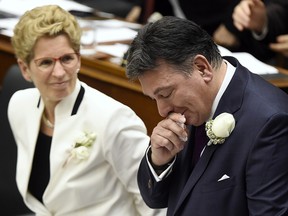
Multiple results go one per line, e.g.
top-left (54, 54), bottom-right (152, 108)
top-left (252, 22), bottom-right (268, 40)
top-left (147, 147), bottom-right (173, 173)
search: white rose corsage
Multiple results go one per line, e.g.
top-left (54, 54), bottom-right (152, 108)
top-left (205, 112), bottom-right (235, 146)
top-left (63, 131), bottom-right (96, 167)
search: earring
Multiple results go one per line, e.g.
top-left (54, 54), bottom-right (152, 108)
top-left (26, 72), bottom-right (32, 81)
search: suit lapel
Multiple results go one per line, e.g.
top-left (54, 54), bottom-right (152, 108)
top-left (213, 57), bottom-right (247, 118)
top-left (173, 145), bottom-right (217, 214)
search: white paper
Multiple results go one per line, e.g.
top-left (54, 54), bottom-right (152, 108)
top-left (0, 18), bottom-right (19, 29)
top-left (0, 17), bottom-right (138, 44)
top-left (0, 0), bottom-right (93, 17)
top-left (96, 27), bottom-right (137, 43)
top-left (94, 19), bottom-right (142, 29)
top-left (218, 45), bottom-right (278, 75)
top-left (97, 43), bottom-right (129, 58)
top-left (0, 18), bottom-right (18, 36)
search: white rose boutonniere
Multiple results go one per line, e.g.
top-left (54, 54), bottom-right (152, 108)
top-left (63, 131), bottom-right (96, 167)
top-left (205, 112), bottom-right (235, 146)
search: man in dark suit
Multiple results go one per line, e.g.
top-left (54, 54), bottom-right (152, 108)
top-left (125, 16), bottom-right (288, 215)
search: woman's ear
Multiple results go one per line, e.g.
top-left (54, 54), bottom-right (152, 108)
top-left (193, 54), bottom-right (213, 82)
top-left (17, 59), bottom-right (33, 82)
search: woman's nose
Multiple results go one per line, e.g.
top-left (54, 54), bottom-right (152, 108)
top-left (52, 61), bottom-right (66, 77)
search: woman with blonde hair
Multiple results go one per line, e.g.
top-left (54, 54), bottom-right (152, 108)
top-left (9, 4), bottom-right (165, 216)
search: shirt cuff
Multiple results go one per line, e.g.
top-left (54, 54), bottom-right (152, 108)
top-left (252, 23), bottom-right (268, 41)
top-left (145, 146), bottom-right (176, 182)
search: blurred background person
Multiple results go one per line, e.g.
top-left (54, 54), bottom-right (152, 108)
top-left (147, 0), bottom-right (273, 62)
top-left (232, 0), bottom-right (288, 66)
top-left (9, 4), bottom-right (166, 216)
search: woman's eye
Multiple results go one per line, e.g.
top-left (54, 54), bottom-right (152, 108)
top-left (39, 59), bottom-right (53, 66)
top-left (61, 55), bottom-right (73, 63)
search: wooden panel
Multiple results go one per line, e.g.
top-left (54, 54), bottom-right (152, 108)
top-left (0, 35), bottom-right (17, 83)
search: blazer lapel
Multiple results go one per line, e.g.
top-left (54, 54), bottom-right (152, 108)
top-left (20, 95), bottom-right (44, 204)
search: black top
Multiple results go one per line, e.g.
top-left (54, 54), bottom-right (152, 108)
top-left (28, 85), bottom-right (84, 203)
top-left (28, 131), bottom-right (52, 203)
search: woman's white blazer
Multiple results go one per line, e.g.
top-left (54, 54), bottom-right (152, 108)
top-left (8, 80), bottom-right (165, 216)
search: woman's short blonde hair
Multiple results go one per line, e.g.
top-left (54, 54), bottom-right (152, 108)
top-left (11, 5), bottom-right (82, 64)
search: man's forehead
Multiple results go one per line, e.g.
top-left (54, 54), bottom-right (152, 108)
top-left (139, 69), bottom-right (179, 97)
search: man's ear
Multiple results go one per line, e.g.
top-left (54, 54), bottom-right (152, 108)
top-left (193, 54), bottom-right (213, 82)
top-left (17, 59), bottom-right (33, 82)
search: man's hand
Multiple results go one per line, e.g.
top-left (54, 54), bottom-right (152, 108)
top-left (270, 34), bottom-right (288, 57)
top-left (150, 113), bottom-right (188, 166)
top-left (232, 0), bottom-right (267, 33)
top-left (213, 24), bottom-right (240, 48)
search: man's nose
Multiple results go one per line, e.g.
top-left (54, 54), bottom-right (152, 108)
top-left (157, 100), bottom-right (173, 118)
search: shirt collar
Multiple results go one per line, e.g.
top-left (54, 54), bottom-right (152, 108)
top-left (209, 59), bottom-right (235, 119)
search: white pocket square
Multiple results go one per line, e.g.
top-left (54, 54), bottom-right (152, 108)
top-left (217, 174), bottom-right (230, 182)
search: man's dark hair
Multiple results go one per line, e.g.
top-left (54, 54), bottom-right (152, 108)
top-left (126, 16), bottom-right (222, 80)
